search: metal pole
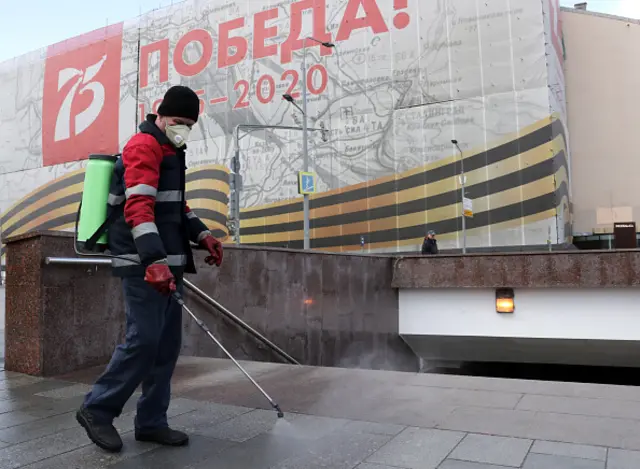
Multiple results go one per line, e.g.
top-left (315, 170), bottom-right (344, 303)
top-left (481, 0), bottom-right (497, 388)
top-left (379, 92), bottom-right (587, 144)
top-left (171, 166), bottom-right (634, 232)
top-left (301, 38), bottom-right (310, 250)
top-left (172, 293), bottom-right (283, 417)
top-left (234, 126), bottom-right (241, 246)
top-left (45, 257), bottom-right (112, 265)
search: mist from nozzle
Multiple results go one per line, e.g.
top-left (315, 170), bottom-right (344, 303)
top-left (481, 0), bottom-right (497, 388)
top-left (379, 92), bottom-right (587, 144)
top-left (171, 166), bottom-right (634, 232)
top-left (333, 340), bottom-right (419, 373)
top-left (263, 343), bottom-right (425, 446)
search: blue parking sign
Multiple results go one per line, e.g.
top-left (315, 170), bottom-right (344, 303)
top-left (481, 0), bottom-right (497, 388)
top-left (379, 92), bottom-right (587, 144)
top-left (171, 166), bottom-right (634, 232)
top-left (298, 171), bottom-right (316, 194)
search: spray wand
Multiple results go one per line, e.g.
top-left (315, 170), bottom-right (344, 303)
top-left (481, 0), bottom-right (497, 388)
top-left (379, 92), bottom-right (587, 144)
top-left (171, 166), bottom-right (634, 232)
top-left (171, 292), bottom-right (284, 418)
top-left (73, 205), bottom-right (285, 418)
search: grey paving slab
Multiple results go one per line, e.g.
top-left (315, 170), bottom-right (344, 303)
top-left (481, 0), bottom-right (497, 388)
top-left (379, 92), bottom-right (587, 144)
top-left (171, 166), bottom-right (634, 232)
top-left (19, 432), bottom-right (157, 469)
top-left (163, 397), bottom-right (211, 418)
top-left (0, 371), bottom-right (25, 383)
top-left (436, 406), bottom-right (537, 437)
top-left (607, 448), bottom-right (640, 469)
top-left (356, 400), bottom-right (457, 429)
top-left (343, 420), bottom-right (407, 436)
top-left (0, 397), bottom-right (43, 416)
top-left (366, 427), bottom-right (466, 469)
top-left (167, 401), bottom-right (251, 433)
top-left (0, 425), bottom-right (93, 469)
top-left (185, 432), bottom-right (309, 469)
top-left (2, 393), bottom-right (132, 431)
top-left (0, 376), bottom-right (44, 391)
top-left (448, 434), bottom-right (532, 467)
top-left (195, 409), bottom-right (305, 443)
top-left (109, 434), bottom-right (235, 469)
top-left (0, 395), bottom-right (200, 449)
top-left (522, 453), bottom-right (605, 469)
top-left (0, 410), bottom-right (78, 444)
top-left (268, 430), bottom-right (392, 469)
top-left (356, 464), bottom-right (409, 469)
top-left (436, 405), bottom-right (640, 450)
top-left (530, 440), bottom-right (607, 461)
top-left (0, 379), bottom-right (80, 402)
top-left (517, 394), bottom-right (640, 419)
top-left (0, 410), bottom-right (46, 430)
top-left (391, 385), bottom-right (523, 410)
top-left (21, 396), bottom-right (85, 415)
top-left (34, 383), bottom-right (92, 399)
top-left (110, 398), bottom-right (205, 435)
top-left (439, 461), bottom-right (520, 469)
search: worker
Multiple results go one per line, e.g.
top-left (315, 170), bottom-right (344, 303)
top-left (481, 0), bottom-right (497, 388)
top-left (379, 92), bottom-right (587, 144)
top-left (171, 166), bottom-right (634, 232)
top-left (76, 85), bottom-right (223, 453)
top-left (421, 230), bottom-right (439, 255)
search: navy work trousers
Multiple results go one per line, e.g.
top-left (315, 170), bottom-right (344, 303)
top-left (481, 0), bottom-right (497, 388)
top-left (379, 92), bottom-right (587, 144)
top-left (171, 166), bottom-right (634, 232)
top-left (83, 276), bottom-right (183, 431)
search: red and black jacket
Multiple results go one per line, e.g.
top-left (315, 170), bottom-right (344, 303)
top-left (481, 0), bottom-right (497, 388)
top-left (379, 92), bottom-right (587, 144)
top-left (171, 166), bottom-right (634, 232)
top-left (106, 114), bottom-right (210, 277)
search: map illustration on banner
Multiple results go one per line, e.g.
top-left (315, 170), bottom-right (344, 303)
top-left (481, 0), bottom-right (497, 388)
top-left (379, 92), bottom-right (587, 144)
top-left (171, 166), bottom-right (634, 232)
top-left (0, 0), bottom-right (571, 266)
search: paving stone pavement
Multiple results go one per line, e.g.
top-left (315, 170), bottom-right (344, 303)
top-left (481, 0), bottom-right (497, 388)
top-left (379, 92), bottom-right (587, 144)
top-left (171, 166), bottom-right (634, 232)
top-left (2, 357), bottom-right (640, 467)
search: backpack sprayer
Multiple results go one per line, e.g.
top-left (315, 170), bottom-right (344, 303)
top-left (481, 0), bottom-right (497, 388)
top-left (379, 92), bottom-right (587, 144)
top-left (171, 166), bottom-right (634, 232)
top-left (73, 154), bottom-right (284, 418)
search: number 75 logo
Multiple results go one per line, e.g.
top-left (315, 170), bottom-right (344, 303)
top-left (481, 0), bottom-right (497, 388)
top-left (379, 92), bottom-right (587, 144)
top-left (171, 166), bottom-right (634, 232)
top-left (42, 24), bottom-right (123, 167)
top-left (54, 55), bottom-right (107, 142)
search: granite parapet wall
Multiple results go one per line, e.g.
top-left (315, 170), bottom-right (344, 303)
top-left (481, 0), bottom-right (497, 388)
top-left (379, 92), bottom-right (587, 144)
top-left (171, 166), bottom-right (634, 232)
top-left (181, 245), bottom-right (415, 372)
top-left (3, 232), bottom-right (124, 376)
top-left (392, 250), bottom-right (640, 288)
top-left (3, 232), bottom-right (416, 376)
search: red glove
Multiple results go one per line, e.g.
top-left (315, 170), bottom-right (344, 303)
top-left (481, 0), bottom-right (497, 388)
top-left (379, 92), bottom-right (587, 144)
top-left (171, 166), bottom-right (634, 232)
top-left (200, 234), bottom-right (223, 266)
top-left (144, 263), bottom-right (176, 295)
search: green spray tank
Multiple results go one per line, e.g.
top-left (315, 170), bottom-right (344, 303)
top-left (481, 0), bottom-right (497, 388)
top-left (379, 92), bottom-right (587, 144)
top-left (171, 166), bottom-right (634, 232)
top-left (75, 153), bottom-right (120, 253)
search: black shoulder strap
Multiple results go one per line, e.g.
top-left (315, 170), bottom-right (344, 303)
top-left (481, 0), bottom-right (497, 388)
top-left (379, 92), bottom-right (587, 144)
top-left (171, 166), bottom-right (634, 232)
top-left (83, 204), bottom-right (123, 251)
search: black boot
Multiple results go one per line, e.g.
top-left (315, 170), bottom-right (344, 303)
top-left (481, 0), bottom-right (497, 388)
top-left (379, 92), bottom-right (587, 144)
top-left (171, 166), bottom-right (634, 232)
top-left (135, 427), bottom-right (189, 446)
top-left (76, 407), bottom-right (123, 453)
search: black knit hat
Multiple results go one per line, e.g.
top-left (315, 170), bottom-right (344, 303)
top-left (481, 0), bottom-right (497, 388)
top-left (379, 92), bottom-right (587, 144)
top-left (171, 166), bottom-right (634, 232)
top-left (157, 85), bottom-right (200, 122)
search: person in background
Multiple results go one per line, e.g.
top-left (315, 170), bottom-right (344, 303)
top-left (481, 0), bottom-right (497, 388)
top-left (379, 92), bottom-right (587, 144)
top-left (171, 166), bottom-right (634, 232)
top-left (421, 230), bottom-right (438, 255)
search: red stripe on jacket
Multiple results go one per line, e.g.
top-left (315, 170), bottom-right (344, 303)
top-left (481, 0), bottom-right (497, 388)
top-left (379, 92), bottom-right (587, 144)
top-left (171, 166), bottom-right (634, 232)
top-left (122, 133), bottom-right (163, 229)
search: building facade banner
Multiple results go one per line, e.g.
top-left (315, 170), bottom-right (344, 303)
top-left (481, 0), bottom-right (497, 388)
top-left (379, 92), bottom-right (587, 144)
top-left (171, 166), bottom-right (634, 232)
top-left (0, 0), bottom-right (570, 260)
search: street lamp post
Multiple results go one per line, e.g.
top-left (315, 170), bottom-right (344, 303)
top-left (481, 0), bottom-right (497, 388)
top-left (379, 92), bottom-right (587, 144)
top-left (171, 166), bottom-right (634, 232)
top-left (452, 139), bottom-right (466, 254)
top-left (301, 38), bottom-right (311, 249)
top-left (299, 37), bottom-right (334, 250)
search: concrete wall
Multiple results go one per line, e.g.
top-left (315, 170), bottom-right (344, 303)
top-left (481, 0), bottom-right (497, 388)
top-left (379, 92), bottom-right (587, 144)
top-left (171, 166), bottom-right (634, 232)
top-left (400, 287), bottom-right (640, 341)
top-left (562, 9), bottom-right (640, 233)
top-left (3, 232), bottom-right (417, 376)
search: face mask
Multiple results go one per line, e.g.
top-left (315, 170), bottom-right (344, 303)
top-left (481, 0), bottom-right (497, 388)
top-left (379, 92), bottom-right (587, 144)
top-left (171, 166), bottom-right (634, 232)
top-left (165, 124), bottom-right (191, 148)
